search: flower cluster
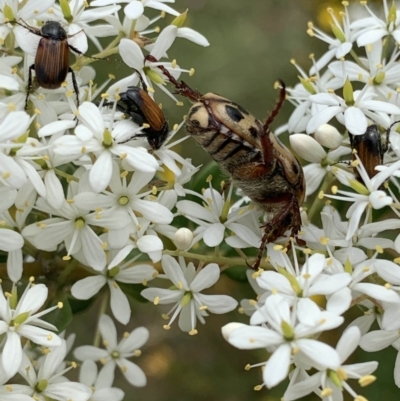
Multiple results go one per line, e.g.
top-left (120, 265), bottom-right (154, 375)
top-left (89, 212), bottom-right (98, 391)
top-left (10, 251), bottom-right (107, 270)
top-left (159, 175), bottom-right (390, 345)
top-left (222, 1), bottom-right (400, 399)
top-left (0, 0), bottom-right (400, 399)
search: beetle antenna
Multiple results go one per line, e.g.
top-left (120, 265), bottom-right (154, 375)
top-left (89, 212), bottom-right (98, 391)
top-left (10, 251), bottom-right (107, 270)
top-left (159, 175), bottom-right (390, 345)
top-left (6, 19), bottom-right (40, 35)
top-left (263, 79), bottom-right (286, 132)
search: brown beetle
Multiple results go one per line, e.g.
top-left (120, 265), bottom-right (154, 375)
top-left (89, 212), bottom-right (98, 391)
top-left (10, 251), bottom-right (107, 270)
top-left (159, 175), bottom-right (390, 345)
top-left (11, 20), bottom-right (85, 109)
top-left (109, 73), bottom-right (169, 149)
top-left (149, 59), bottom-right (305, 269)
top-left (350, 122), bottom-right (398, 182)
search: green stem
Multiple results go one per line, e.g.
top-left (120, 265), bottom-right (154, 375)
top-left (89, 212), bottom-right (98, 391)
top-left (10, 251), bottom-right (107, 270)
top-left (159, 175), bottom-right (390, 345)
top-left (163, 249), bottom-right (270, 269)
top-left (349, 49), bottom-right (365, 69)
top-left (54, 168), bottom-right (79, 182)
top-left (381, 34), bottom-right (391, 63)
top-left (56, 258), bottom-right (79, 286)
top-left (93, 289), bottom-right (110, 348)
top-left (71, 33), bottom-right (125, 70)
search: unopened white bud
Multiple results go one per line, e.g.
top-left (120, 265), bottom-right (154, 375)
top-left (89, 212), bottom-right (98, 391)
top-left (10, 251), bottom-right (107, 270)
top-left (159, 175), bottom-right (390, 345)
top-left (314, 124), bottom-right (342, 149)
top-left (290, 133), bottom-right (326, 163)
top-left (173, 228), bottom-right (193, 250)
top-left (221, 322), bottom-right (246, 341)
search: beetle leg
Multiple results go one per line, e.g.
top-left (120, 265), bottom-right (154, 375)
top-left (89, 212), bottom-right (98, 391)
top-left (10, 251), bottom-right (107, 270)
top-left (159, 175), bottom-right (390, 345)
top-left (67, 44), bottom-right (84, 57)
top-left (257, 81), bottom-right (286, 172)
top-left (144, 55), bottom-right (202, 101)
top-left (250, 194), bottom-right (301, 270)
top-left (67, 44), bottom-right (109, 63)
top-left (118, 132), bottom-right (148, 144)
top-left (68, 67), bottom-right (80, 107)
top-left (25, 64), bottom-right (35, 110)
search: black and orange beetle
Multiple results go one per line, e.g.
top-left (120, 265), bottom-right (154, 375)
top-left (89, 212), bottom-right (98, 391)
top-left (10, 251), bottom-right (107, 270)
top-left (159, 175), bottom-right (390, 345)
top-left (111, 74), bottom-right (169, 150)
top-left (11, 20), bottom-right (85, 109)
top-left (149, 59), bottom-right (305, 269)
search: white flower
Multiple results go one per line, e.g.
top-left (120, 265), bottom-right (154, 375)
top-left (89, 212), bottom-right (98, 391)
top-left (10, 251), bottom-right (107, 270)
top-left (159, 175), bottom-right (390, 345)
top-left (328, 40), bottom-right (400, 100)
top-left (351, 0), bottom-right (400, 46)
top-left (112, 28), bottom-right (193, 102)
top-left (73, 163), bottom-right (173, 248)
top-left (307, 83), bottom-right (400, 135)
top-left (325, 158), bottom-right (400, 240)
top-left (124, 0), bottom-right (179, 20)
top-left (283, 326), bottom-right (378, 401)
top-left (74, 315), bottom-right (148, 387)
top-left (360, 327), bottom-right (400, 386)
top-left (177, 187), bottom-right (260, 249)
top-left (71, 245), bottom-right (157, 324)
top-left (0, 282), bottom-right (62, 378)
top-left (222, 294), bottom-right (342, 389)
top-left (307, 4), bottom-right (354, 74)
top-left (22, 192), bottom-right (130, 271)
top-left (19, 340), bottom-right (91, 401)
top-left (141, 255), bottom-right (238, 334)
top-left (79, 360), bottom-right (124, 401)
top-left (52, 102), bottom-right (159, 192)
top-left (255, 252), bottom-right (351, 318)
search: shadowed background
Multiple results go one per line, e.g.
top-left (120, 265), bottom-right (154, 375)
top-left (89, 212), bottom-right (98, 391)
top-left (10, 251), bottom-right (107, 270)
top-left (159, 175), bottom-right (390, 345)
top-left (71, 1), bottom-right (399, 400)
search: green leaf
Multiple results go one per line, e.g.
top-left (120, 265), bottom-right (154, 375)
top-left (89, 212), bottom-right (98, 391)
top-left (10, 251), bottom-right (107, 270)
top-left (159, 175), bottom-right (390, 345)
top-left (44, 296), bottom-right (73, 333)
top-left (68, 296), bottom-right (95, 315)
top-left (119, 283), bottom-right (148, 303)
top-left (222, 265), bottom-right (248, 282)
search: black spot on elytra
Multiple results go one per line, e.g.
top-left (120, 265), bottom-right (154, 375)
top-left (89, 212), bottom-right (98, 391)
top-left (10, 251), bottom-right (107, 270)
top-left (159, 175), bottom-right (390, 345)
top-left (237, 104), bottom-right (250, 115)
top-left (249, 126), bottom-right (259, 138)
top-left (188, 105), bottom-right (202, 118)
top-left (225, 105), bottom-right (244, 122)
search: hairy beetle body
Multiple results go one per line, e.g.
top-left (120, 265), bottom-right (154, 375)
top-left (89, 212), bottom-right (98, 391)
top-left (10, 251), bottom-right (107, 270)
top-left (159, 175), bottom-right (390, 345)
top-left (149, 58), bottom-right (306, 268)
top-left (116, 87), bottom-right (169, 150)
top-left (174, 79), bottom-right (305, 268)
top-left (187, 90), bottom-right (304, 233)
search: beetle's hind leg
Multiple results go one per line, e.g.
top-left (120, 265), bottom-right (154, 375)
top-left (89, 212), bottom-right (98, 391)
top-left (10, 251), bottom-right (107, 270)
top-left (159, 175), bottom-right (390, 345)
top-left (249, 194), bottom-right (301, 270)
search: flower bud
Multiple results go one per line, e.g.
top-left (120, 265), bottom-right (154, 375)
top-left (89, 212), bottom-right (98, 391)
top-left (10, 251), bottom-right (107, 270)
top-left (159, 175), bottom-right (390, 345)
top-left (221, 322), bottom-right (246, 340)
top-left (314, 124), bottom-right (342, 150)
top-left (173, 228), bottom-right (193, 250)
top-left (290, 133), bottom-right (326, 163)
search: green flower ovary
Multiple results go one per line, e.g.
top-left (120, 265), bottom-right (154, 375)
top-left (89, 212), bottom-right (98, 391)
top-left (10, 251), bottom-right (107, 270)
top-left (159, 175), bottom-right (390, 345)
top-left (181, 292), bottom-right (192, 307)
top-left (119, 196), bottom-right (129, 206)
top-left (281, 320), bottom-right (295, 341)
top-left (35, 379), bottom-right (48, 392)
top-left (108, 266), bottom-right (120, 278)
top-left (74, 217), bottom-right (85, 230)
top-left (102, 129), bottom-right (113, 148)
top-left (11, 311), bottom-right (30, 327)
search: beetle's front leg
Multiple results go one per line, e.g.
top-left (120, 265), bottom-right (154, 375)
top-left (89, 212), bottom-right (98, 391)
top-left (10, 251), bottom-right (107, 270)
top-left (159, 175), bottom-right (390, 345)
top-left (257, 81), bottom-right (286, 173)
top-left (68, 67), bottom-right (80, 107)
top-left (250, 193), bottom-right (301, 270)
